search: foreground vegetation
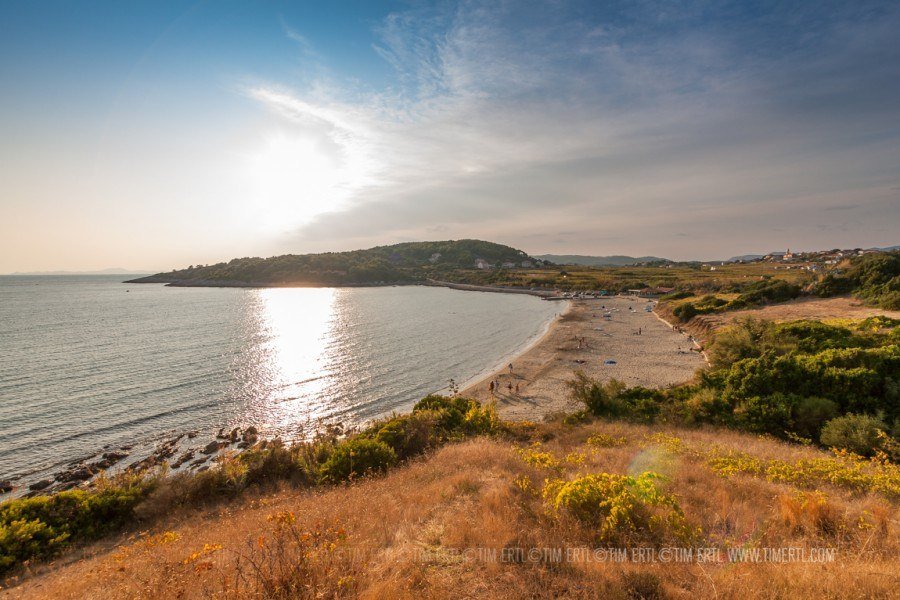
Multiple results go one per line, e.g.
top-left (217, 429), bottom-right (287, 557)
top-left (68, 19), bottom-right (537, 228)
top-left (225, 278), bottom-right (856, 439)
top-left (567, 316), bottom-right (899, 456)
top-left (5, 422), bottom-right (897, 598)
top-left (2, 313), bottom-right (897, 596)
top-left (0, 396), bottom-right (500, 577)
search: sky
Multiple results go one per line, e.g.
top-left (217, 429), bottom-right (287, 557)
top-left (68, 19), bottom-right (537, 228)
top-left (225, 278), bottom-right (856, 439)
top-left (1, 0), bottom-right (899, 272)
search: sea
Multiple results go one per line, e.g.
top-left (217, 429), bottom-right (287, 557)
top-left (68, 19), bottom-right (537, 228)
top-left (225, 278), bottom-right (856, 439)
top-left (0, 276), bottom-right (562, 489)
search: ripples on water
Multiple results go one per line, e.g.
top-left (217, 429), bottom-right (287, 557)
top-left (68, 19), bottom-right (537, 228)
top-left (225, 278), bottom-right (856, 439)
top-left (0, 276), bottom-right (561, 483)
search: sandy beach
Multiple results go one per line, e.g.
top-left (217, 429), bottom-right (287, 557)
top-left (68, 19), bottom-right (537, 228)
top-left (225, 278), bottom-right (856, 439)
top-left (461, 296), bottom-right (707, 420)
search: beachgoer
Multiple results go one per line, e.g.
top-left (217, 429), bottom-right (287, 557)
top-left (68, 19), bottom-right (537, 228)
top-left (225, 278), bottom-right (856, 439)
top-left (489, 380), bottom-right (494, 395)
top-left (515, 382), bottom-right (520, 394)
top-left (508, 363), bottom-right (513, 374)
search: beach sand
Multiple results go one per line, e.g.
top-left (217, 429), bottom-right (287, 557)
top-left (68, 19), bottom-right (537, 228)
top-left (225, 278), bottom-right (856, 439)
top-left (461, 296), bottom-right (707, 420)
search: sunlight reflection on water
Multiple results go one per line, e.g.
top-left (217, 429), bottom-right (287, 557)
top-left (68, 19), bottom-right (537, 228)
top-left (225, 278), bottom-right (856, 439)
top-left (253, 288), bottom-right (338, 436)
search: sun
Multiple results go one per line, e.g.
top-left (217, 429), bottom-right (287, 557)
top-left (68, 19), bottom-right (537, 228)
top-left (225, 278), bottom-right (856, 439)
top-left (245, 131), bottom-right (370, 232)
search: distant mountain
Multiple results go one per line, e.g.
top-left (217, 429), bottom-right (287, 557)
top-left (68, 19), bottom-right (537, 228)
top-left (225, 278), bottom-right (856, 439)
top-left (127, 240), bottom-right (539, 286)
top-left (534, 254), bottom-right (669, 267)
top-left (7, 268), bottom-right (153, 276)
top-left (725, 254), bottom-right (767, 263)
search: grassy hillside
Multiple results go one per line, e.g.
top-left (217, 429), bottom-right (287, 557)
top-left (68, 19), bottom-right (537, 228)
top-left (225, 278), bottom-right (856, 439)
top-left (127, 240), bottom-right (537, 286)
top-left (5, 420), bottom-right (897, 599)
top-left (817, 251), bottom-right (900, 310)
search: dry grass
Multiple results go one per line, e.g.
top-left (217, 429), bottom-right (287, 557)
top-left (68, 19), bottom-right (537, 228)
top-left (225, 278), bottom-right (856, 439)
top-left (3, 421), bottom-right (897, 599)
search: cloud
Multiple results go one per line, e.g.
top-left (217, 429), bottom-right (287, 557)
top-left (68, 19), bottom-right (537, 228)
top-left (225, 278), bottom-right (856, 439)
top-left (247, 0), bottom-right (900, 259)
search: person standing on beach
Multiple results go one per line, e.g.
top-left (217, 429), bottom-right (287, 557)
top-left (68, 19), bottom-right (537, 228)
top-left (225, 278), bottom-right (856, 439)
top-left (508, 363), bottom-right (513, 374)
top-left (489, 380), bottom-right (494, 396)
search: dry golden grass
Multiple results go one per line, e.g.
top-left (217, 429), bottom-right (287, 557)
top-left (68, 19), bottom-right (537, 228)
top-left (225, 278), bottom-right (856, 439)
top-left (3, 421), bottom-right (897, 599)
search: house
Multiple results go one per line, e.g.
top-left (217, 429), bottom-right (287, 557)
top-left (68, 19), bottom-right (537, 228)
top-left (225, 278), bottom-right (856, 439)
top-left (501, 261), bottom-right (516, 269)
top-left (521, 260), bottom-right (533, 268)
top-left (474, 258), bottom-right (491, 269)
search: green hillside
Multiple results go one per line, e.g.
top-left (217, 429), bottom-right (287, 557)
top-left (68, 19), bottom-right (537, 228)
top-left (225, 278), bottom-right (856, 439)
top-left (127, 240), bottom-right (538, 286)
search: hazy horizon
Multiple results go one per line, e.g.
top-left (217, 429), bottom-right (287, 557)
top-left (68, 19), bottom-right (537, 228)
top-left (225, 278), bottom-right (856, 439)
top-left (2, 1), bottom-right (899, 272)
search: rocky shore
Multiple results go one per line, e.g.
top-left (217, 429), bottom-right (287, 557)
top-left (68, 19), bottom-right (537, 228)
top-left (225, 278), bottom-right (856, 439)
top-left (3, 426), bottom-right (263, 499)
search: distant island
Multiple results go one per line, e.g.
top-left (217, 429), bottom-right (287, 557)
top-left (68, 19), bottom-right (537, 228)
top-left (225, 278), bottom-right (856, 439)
top-left (126, 240), bottom-right (545, 287)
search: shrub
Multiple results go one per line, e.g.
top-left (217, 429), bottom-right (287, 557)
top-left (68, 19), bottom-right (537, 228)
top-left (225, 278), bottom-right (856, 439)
top-left (372, 412), bottom-right (441, 459)
top-left (820, 414), bottom-right (888, 457)
top-left (412, 394), bottom-right (474, 432)
top-left (736, 393), bottom-right (797, 436)
top-left (542, 472), bottom-right (697, 545)
top-left (818, 251), bottom-right (900, 309)
top-left (319, 438), bottom-right (397, 482)
top-left (672, 302), bottom-right (698, 321)
top-left (0, 476), bottom-right (152, 574)
top-left (684, 387), bottom-right (732, 424)
top-left (792, 396), bottom-right (839, 440)
top-left (240, 439), bottom-right (319, 487)
top-left (586, 433), bottom-right (627, 448)
top-left (659, 290), bottom-right (694, 301)
top-left (567, 372), bottom-right (626, 417)
top-left (734, 279), bottom-right (800, 306)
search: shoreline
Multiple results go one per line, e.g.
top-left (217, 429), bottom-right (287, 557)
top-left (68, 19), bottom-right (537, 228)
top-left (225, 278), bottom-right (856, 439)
top-left (454, 299), bottom-right (573, 394)
top-left (123, 276), bottom-right (562, 298)
top-left (461, 296), bottom-right (707, 420)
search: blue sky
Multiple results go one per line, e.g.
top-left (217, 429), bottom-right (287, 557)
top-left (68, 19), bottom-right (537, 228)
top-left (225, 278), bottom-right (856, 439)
top-left (1, 0), bottom-right (898, 271)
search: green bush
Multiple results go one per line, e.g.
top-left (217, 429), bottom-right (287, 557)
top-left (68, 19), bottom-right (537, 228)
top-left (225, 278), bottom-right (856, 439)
top-left (736, 393), bottom-right (797, 435)
top-left (320, 438), bottom-right (397, 482)
top-left (672, 302), bottom-right (699, 321)
top-left (792, 396), bottom-right (839, 440)
top-left (240, 439), bottom-right (319, 486)
top-left (733, 279), bottom-right (800, 306)
top-left (372, 412), bottom-right (441, 459)
top-left (0, 476), bottom-right (152, 574)
top-left (818, 251), bottom-right (900, 309)
top-left (684, 388), bottom-right (733, 424)
top-left (659, 290), bottom-right (694, 301)
top-left (567, 373), bottom-right (628, 417)
top-left (820, 414), bottom-right (888, 457)
top-left (412, 394), bottom-right (473, 431)
top-left (542, 472), bottom-right (696, 545)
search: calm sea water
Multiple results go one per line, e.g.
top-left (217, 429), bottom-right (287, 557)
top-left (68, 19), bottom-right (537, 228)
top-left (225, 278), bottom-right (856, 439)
top-left (0, 276), bottom-right (561, 486)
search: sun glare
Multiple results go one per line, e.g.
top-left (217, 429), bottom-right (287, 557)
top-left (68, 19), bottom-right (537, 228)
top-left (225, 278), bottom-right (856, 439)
top-left (244, 129), bottom-right (375, 232)
top-left (257, 287), bottom-right (337, 431)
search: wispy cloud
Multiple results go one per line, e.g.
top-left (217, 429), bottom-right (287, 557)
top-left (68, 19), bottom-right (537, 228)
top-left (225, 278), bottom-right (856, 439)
top-left (248, 0), bottom-right (900, 259)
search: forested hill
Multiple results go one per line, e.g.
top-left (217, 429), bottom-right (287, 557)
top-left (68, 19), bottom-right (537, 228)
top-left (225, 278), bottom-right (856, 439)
top-left (126, 240), bottom-right (540, 286)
